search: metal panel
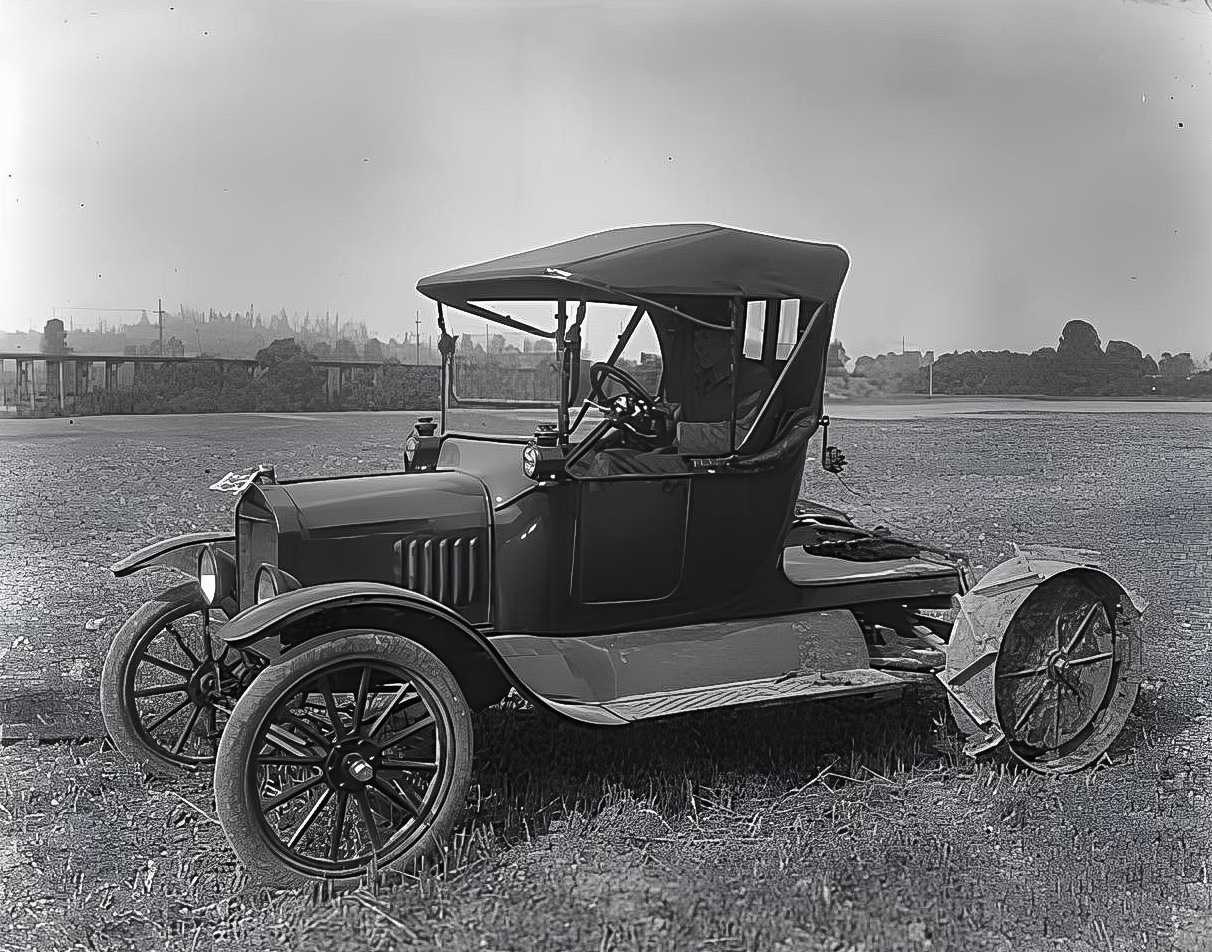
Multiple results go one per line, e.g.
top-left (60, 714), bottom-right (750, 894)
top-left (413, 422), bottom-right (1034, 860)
top-left (401, 534), bottom-right (480, 608)
top-left (437, 538), bottom-right (450, 603)
top-left (492, 609), bottom-right (868, 705)
top-left (406, 540), bottom-right (420, 590)
top-left (602, 668), bottom-right (903, 722)
top-left (421, 539), bottom-right (434, 596)
top-left (468, 537), bottom-right (480, 602)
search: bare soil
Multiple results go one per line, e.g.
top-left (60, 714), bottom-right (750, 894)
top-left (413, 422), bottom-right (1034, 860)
top-left (0, 407), bottom-right (1208, 951)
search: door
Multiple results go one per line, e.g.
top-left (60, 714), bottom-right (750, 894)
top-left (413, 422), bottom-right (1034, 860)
top-left (574, 477), bottom-right (690, 604)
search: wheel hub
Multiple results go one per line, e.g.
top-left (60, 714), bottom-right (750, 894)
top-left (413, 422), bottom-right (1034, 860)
top-left (343, 754), bottom-right (374, 783)
top-left (325, 737), bottom-right (382, 790)
top-left (1045, 649), bottom-right (1074, 685)
top-left (186, 663), bottom-right (224, 706)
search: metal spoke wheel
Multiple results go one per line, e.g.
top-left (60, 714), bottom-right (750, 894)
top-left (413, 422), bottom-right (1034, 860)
top-left (100, 582), bottom-right (256, 777)
top-left (993, 574), bottom-right (1142, 773)
top-left (214, 630), bottom-right (473, 887)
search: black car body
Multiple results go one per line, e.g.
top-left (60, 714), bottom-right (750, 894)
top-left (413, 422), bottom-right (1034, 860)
top-left (103, 225), bottom-right (1146, 885)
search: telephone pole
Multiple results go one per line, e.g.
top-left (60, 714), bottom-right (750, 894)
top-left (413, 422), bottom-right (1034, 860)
top-left (415, 309), bottom-right (422, 365)
top-left (158, 297), bottom-right (164, 355)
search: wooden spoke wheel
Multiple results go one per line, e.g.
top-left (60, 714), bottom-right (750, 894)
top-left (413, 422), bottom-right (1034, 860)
top-left (993, 574), bottom-right (1141, 773)
top-left (214, 630), bottom-right (472, 887)
top-left (100, 583), bottom-right (256, 777)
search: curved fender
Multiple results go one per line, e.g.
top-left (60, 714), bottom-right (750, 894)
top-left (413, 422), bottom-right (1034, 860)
top-left (939, 545), bottom-right (1147, 761)
top-left (217, 581), bottom-right (627, 727)
top-left (111, 531), bottom-right (234, 579)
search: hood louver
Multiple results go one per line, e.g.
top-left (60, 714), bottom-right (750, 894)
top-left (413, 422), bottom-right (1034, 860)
top-left (396, 535), bottom-right (481, 607)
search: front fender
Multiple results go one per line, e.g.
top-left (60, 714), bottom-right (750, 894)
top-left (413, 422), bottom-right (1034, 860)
top-left (218, 582), bottom-right (627, 726)
top-left (217, 581), bottom-right (475, 652)
top-left (111, 531), bottom-right (234, 579)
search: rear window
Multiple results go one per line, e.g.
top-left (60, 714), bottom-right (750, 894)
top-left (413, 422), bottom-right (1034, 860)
top-left (775, 299), bottom-right (800, 360)
top-left (743, 301), bottom-right (765, 359)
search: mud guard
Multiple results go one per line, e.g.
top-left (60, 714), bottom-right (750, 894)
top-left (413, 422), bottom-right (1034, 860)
top-left (111, 531), bottom-right (234, 579)
top-left (212, 582), bottom-right (617, 723)
top-left (939, 545), bottom-right (1146, 773)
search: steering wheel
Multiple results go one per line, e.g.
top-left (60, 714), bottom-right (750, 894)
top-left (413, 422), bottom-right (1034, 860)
top-left (587, 361), bottom-right (667, 445)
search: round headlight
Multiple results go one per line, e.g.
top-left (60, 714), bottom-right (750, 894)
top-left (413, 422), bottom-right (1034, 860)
top-left (404, 434), bottom-right (419, 468)
top-left (198, 546), bottom-right (218, 605)
top-left (521, 443), bottom-right (539, 479)
top-left (254, 565), bottom-right (279, 605)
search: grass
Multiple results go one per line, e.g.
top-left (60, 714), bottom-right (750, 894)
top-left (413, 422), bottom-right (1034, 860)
top-left (2, 408), bottom-right (1209, 951)
top-left (0, 683), bottom-right (1203, 952)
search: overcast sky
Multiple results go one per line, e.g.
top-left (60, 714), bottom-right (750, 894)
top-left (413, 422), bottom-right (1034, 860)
top-left (2, 0), bottom-right (1209, 361)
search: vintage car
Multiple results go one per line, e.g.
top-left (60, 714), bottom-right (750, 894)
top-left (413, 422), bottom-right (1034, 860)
top-left (100, 225), bottom-right (1145, 887)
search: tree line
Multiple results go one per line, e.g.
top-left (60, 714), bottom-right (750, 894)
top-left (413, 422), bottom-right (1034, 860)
top-left (70, 338), bottom-right (439, 416)
top-left (847, 320), bottom-right (1211, 398)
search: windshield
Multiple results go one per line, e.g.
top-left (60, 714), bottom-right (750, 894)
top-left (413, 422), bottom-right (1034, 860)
top-left (439, 300), bottom-right (660, 436)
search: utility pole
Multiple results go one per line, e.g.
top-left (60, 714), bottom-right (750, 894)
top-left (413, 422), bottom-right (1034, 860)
top-left (158, 297), bottom-right (164, 355)
top-left (415, 309), bottom-right (422, 365)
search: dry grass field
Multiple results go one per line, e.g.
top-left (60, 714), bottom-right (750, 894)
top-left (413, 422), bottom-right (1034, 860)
top-left (0, 405), bottom-right (1208, 951)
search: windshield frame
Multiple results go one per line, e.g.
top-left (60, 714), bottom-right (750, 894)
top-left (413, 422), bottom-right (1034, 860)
top-left (433, 288), bottom-right (819, 458)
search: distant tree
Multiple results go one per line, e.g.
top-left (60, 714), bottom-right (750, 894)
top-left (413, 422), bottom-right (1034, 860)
top-left (334, 338), bottom-right (359, 360)
top-left (1057, 319), bottom-right (1103, 365)
top-left (1159, 352), bottom-right (1195, 378)
top-left (309, 340), bottom-right (333, 358)
top-left (827, 340), bottom-right (849, 377)
top-left (1098, 340), bottom-right (1155, 395)
top-left (1105, 340), bottom-right (1142, 363)
top-left (363, 338), bottom-right (385, 362)
top-left (255, 337), bottom-right (306, 368)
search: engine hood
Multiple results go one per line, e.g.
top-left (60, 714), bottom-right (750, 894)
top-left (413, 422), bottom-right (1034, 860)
top-left (244, 470), bottom-right (492, 621)
top-left (278, 471), bottom-right (490, 540)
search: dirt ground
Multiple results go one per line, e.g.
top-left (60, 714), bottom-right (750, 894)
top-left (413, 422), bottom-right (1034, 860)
top-left (0, 405), bottom-right (1209, 951)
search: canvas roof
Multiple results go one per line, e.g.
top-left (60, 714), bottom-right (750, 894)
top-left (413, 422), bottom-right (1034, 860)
top-left (416, 224), bottom-right (849, 309)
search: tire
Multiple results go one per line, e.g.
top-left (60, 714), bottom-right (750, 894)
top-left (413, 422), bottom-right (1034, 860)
top-left (992, 574), bottom-right (1142, 774)
top-left (100, 582), bottom-right (248, 778)
top-left (214, 629), bottom-right (473, 888)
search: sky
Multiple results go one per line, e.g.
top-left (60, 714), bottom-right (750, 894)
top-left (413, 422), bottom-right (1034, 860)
top-left (1, 0), bottom-right (1209, 362)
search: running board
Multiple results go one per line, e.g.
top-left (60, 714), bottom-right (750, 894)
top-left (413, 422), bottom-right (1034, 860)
top-left (543, 668), bottom-right (906, 724)
top-left (603, 668), bottom-right (905, 721)
top-left (492, 610), bottom-right (903, 727)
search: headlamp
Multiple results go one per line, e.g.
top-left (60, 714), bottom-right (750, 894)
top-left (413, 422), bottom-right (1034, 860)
top-left (254, 565), bottom-right (279, 605)
top-left (198, 546), bottom-right (218, 605)
top-left (197, 544), bottom-right (235, 607)
top-left (253, 564), bottom-right (300, 606)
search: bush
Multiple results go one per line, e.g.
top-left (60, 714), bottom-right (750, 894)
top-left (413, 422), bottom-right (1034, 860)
top-left (60, 359), bottom-right (439, 417)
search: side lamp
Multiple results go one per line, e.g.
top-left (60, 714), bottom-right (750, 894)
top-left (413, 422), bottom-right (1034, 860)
top-left (404, 416), bottom-right (443, 472)
top-left (521, 424), bottom-right (567, 481)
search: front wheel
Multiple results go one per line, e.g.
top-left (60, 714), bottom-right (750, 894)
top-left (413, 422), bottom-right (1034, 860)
top-left (214, 630), bottom-right (473, 887)
top-left (100, 582), bottom-right (253, 778)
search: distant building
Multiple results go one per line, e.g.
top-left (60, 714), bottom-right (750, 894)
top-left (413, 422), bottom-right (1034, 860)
top-left (826, 341), bottom-right (849, 379)
top-left (41, 319), bottom-right (68, 355)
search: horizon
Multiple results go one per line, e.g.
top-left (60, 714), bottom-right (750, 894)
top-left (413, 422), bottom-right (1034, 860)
top-left (1, 303), bottom-right (1204, 368)
top-left (2, 0), bottom-right (1210, 362)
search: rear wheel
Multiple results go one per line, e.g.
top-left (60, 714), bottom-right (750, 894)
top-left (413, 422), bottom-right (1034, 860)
top-left (993, 574), bottom-right (1142, 773)
top-left (214, 630), bottom-right (473, 887)
top-left (100, 583), bottom-right (254, 777)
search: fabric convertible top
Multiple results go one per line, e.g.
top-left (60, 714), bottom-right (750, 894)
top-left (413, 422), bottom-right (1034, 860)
top-left (416, 224), bottom-right (849, 309)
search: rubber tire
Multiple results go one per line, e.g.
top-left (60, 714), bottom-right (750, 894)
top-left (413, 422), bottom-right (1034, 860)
top-left (99, 581), bottom-right (211, 779)
top-left (213, 630), bottom-right (474, 888)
